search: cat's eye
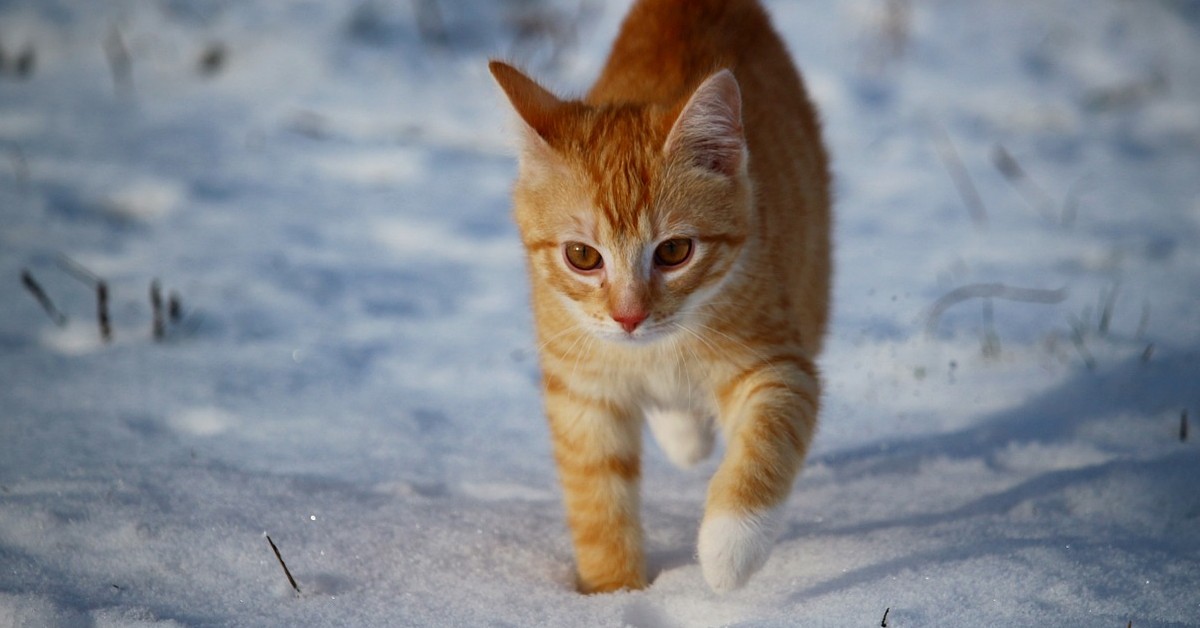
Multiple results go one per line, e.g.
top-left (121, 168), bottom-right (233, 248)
top-left (564, 242), bottom-right (603, 271)
top-left (653, 238), bottom-right (693, 268)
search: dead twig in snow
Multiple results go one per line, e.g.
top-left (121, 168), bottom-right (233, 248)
top-left (1083, 73), bottom-right (1167, 112)
top-left (104, 26), bottom-right (133, 97)
top-left (1068, 315), bottom-right (1095, 370)
top-left (169, 291), bottom-right (183, 323)
top-left (198, 42), bottom-right (226, 77)
top-left (266, 534), bottom-right (301, 596)
top-left (925, 283), bottom-right (1067, 335)
top-left (20, 269), bottom-right (67, 326)
top-left (97, 280), bottom-right (112, 342)
top-left (929, 123), bottom-right (988, 229)
top-left (150, 279), bottom-right (165, 341)
top-left (981, 298), bottom-right (1001, 358)
top-left (14, 46), bottom-right (34, 79)
top-left (991, 144), bottom-right (1056, 223)
top-left (859, 0), bottom-right (912, 77)
top-left (1060, 176), bottom-right (1093, 227)
top-left (1135, 302), bottom-right (1150, 340)
top-left (1098, 281), bottom-right (1119, 336)
top-left (54, 254), bottom-right (111, 342)
top-left (881, 607), bottom-right (891, 627)
top-left (56, 253), bottom-right (100, 286)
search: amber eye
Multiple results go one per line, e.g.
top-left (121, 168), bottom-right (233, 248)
top-left (564, 242), bottom-right (603, 271)
top-left (653, 238), bottom-right (693, 267)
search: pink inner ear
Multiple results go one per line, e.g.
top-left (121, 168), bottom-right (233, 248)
top-left (663, 70), bottom-right (746, 176)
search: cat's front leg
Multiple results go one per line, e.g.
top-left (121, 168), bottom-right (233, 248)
top-left (544, 374), bottom-right (645, 593)
top-left (698, 355), bottom-right (820, 593)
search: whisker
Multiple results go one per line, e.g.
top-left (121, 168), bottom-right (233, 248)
top-left (569, 335), bottom-right (596, 385)
top-left (692, 320), bottom-right (787, 383)
top-left (672, 321), bottom-right (715, 410)
top-left (667, 328), bottom-right (694, 398)
top-left (533, 323), bottom-right (584, 355)
top-left (557, 328), bottom-right (590, 369)
top-left (673, 322), bottom-right (723, 360)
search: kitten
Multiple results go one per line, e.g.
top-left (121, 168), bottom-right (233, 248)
top-left (490, 0), bottom-right (830, 593)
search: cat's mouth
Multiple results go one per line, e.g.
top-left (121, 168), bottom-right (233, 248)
top-left (599, 321), bottom-right (674, 345)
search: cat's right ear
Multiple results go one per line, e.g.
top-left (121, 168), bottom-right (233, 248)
top-left (489, 60), bottom-right (564, 148)
top-left (663, 69), bottom-right (746, 178)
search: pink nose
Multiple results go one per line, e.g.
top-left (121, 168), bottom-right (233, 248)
top-left (612, 311), bottom-right (648, 334)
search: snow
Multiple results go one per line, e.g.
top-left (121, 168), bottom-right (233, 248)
top-left (2, 0), bottom-right (1198, 625)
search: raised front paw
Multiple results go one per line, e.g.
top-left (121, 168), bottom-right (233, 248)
top-left (645, 408), bottom-right (714, 469)
top-left (696, 508), bottom-right (782, 593)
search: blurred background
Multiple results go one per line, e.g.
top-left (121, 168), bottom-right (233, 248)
top-left (1, 0), bottom-right (1198, 625)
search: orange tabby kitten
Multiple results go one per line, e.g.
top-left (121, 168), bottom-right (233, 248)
top-left (491, 0), bottom-right (830, 593)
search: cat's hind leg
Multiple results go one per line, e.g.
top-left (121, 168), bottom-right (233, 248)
top-left (645, 407), bottom-right (714, 469)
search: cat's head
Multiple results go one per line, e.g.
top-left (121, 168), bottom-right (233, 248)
top-left (491, 61), bottom-right (752, 344)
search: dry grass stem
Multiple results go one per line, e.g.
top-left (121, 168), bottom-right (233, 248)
top-left (266, 534), bottom-right (301, 596)
top-left (930, 124), bottom-right (988, 229)
top-left (926, 283), bottom-right (1067, 334)
top-left (20, 269), bottom-right (67, 326)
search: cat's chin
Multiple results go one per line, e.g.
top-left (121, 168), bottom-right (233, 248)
top-left (596, 324), bottom-right (674, 346)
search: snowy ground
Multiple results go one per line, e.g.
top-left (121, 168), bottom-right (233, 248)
top-left (1, 0), bottom-right (1198, 626)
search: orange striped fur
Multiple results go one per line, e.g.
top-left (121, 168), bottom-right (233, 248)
top-left (491, 0), bottom-right (830, 594)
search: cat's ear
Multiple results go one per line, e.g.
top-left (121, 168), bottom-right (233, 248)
top-left (489, 60), bottom-right (564, 146)
top-left (663, 70), bottom-right (746, 177)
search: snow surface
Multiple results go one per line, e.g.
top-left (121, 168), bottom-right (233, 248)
top-left (2, 0), bottom-right (1199, 625)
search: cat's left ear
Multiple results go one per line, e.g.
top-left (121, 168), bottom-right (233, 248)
top-left (489, 60), bottom-right (565, 144)
top-left (663, 70), bottom-right (746, 177)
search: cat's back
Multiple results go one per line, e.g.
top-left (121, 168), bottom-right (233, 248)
top-left (587, 0), bottom-right (775, 106)
top-left (586, 0), bottom-right (825, 199)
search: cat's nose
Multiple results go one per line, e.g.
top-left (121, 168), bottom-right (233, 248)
top-left (612, 310), bottom-right (648, 334)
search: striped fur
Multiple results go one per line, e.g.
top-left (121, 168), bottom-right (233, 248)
top-left (491, 0), bottom-right (830, 594)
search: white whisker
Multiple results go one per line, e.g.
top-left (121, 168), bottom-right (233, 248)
top-left (569, 334), bottom-right (597, 385)
top-left (672, 321), bottom-right (715, 410)
top-left (533, 322), bottom-right (584, 356)
top-left (667, 328), bottom-right (694, 398)
top-left (692, 320), bottom-right (786, 383)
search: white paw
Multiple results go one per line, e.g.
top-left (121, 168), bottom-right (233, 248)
top-left (697, 509), bottom-right (782, 593)
top-left (645, 408), bottom-right (714, 469)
